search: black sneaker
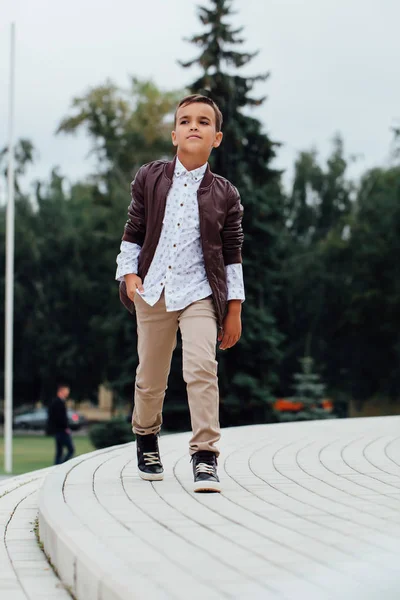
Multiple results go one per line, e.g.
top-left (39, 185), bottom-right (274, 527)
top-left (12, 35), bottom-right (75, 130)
top-left (192, 451), bottom-right (221, 493)
top-left (136, 433), bottom-right (164, 481)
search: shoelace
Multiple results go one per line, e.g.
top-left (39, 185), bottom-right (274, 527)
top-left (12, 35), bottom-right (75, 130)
top-left (143, 452), bottom-right (161, 466)
top-left (195, 462), bottom-right (216, 475)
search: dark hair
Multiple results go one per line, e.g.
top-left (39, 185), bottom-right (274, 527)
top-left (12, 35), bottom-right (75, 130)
top-left (57, 382), bottom-right (70, 391)
top-left (174, 94), bottom-right (223, 132)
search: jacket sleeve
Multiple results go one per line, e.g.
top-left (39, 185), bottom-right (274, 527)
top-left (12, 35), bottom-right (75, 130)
top-left (122, 166), bottom-right (146, 246)
top-left (221, 186), bottom-right (244, 265)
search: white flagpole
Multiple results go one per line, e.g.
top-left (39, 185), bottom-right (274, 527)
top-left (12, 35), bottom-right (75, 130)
top-left (4, 22), bottom-right (16, 474)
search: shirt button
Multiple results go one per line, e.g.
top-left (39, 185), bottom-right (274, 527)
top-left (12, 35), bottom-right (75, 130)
top-left (184, 183), bottom-right (187, 187)
top-left (173, 244), bottom-right (177, 248)
top-left (168, 266), bottom-right (172, 270)
top-left (177, 223), bottom-right (180, 227)
top-left (180, 203), bottom-right (184, 207)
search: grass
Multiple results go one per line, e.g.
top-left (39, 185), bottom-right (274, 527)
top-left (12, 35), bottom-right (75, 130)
top-left (0, 433), bottom-right (94, 475)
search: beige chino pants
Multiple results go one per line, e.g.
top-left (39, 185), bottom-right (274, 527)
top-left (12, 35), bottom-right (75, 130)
top-left (132, 292), bottom-right (220, 455)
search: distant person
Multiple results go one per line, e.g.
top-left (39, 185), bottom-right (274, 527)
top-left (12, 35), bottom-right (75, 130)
top-left (116, 94), bottom-right (245, 492)
top-left (47, 384), bottom-right (75, 465)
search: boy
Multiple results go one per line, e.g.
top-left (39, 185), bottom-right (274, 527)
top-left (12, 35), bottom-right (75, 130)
top-left (116, 94), bottom-right (244, 492)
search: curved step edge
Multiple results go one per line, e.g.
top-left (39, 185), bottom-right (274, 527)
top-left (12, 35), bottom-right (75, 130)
top-left (38, 446), bottom-right (167, 600)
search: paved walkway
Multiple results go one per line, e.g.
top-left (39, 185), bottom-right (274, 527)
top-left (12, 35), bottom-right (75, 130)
top-left (0, 468), bottom-right (71, 599)
top-left (37, 416), bottom-right (400, 600)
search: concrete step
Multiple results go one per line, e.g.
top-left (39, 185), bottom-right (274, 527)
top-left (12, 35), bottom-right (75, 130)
top-left (37, 417), bottom-right (400, 600)
top-left (0, 467), bottom-right (71, 599)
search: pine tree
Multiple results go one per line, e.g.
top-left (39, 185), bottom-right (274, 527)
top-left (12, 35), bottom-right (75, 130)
top-left (293, 357), bottom-right (325, 405)
top-left (180, 0), bottom-right (285, 424)
top-left (284, 356), bottom-right (334, 421)
top-left (180, 0), bottom-right (277, 185)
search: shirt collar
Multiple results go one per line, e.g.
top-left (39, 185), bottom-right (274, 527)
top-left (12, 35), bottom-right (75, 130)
top-left (174, 157), bottom-right (207, 182)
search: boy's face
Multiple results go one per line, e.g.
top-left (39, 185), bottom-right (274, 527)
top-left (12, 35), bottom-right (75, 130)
top-left (172, 102), bottom-right (223, 157)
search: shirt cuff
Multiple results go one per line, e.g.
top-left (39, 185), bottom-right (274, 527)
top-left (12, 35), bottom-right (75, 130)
top-left (225, 263), bottom-right (245, 301)
top-left (115, 241), bottom-right (141, 282)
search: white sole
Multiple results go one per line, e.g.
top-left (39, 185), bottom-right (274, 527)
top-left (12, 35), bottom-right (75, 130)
top-left (138, 470), bottom-right (164, 481)
top-left (194, 481), bottom-right (221, 493)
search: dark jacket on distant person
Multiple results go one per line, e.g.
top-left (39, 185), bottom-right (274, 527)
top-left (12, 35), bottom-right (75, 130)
top-left (47, 397), bottom-right (69, 435)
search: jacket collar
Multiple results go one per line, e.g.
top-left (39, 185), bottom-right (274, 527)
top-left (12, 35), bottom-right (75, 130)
top-left (165, 155), bottom-right (214, 189)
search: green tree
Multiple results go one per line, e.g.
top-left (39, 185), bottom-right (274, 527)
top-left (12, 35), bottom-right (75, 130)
top-left (57, 77), bottom-right (182, 183)
top-left (0, 145), bottom-right (136, 406)
top-left (0, 138), bottom-right (36, 193)
top-left (342, 165), bottom-right (400, 401)
top-left (0, 140), bottom-right (42, 403)
top-left (180, 0), bottom-right (285, 424)
top-left (278, 137), bottom-right (354, 399)
top-left (27, 168), bottom-right (141, 403)
top-left (285, 135), bottom-right (353, 245)
top-left (282, 356), bottom-right (334, 421)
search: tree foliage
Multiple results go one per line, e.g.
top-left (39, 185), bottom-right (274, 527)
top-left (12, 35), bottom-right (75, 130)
top-left (57, 77), bottom-right (182, 183)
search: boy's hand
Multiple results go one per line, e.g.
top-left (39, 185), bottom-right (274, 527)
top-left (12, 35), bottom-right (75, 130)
top-left (125, 273), bottom-right (144, 301)
top-left (218, 303), bottom-right (242, 350)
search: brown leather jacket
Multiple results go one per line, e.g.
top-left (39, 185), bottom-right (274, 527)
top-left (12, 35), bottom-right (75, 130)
top-left (119, 156), bottom-right (244, 328)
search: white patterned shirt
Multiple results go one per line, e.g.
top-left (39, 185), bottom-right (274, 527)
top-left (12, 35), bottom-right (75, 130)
top-left (116, 157), bottom-right (245, 312)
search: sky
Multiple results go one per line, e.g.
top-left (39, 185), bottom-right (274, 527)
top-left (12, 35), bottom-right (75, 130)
top-left (1, 0), bottom-right (399, 198)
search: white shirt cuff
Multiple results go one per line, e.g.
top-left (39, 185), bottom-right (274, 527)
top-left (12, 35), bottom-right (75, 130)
top-left (226, 263), bottom-right (245, 301)
top-left (115, 241), bottom-right (141, 282)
